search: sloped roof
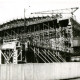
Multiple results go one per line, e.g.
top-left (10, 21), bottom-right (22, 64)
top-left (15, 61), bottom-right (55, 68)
top-left (70, 18), bottom-right (80, 31)
top-left (0, 16), bottom-right (54, 31)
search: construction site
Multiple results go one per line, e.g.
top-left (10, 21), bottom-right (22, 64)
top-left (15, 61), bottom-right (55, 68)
top-left (0, 7), bottom-right (80, 64)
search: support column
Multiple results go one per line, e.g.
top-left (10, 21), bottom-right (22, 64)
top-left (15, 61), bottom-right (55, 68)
top-left (13, 49), bottom-right (17, 64)
top-left (34, 47), bottom-right (38, 63)
top-left (0, 50), bottom-right (1, 64)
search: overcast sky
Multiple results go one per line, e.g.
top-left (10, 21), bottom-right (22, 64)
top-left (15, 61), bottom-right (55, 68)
top-left (0, 0), bottom-right (80, 24)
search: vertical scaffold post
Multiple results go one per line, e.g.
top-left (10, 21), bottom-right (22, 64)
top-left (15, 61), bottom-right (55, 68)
top-left (13, 49), bottom-right (18, 64)
top-left (34, 47), bottom-right (38, 63)
top-left (0, 50), bottom-right (1, 64)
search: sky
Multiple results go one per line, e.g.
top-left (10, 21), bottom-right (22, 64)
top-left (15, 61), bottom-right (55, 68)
top-left (0, 0), bottom-right (80, 24)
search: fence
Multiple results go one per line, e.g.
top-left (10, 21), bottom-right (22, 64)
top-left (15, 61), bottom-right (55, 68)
top-left (0, 63), bottom-right (80, 80)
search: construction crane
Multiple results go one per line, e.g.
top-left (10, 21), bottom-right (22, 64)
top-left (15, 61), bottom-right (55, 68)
top-left (31, 7), bottom-right (79, 17)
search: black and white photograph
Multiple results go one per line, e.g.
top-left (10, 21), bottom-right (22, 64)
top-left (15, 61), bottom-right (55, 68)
top-left (0, 0), bottom-right (80, 80)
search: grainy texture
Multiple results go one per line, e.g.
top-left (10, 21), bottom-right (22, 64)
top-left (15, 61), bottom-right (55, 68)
top-left (0, 63), bottom-right (80, 80)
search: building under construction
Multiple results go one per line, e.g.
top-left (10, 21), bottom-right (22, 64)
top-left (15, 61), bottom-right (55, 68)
top-left (0, 7), bottom-right (80, 64)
